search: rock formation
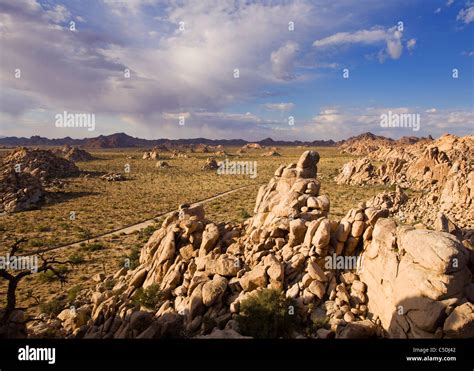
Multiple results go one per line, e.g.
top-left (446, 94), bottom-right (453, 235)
top-left (336, 134), bottom-right (473, 228)
top-left (0, 167), bottom-right (44, 213)
top-left (2, 147), bottom-right (80, 183)
top-left (0, 147), bottom-right (80, 213)
top-left (261, 151), bottom-right (281, 157)
top-left (38, 151), bottom-right (472, 339)
top-left (156, 161), bottom-right (171, 169)
top-left (201, 158), bottom-right (218, 171)
top-left (101, 172), bottom-right (125, 182)
top-left (64, 147), bottom-right (95, 162)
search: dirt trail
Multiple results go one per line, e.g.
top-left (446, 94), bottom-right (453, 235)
top-left (25, 184), bottom-right (258, 255)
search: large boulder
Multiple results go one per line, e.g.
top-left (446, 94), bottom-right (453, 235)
top-left (359, 221), bottom-right (471, 338)
top-left (443, 302), bottom-right (474, 338)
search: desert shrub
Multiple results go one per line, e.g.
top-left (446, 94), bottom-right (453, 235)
top-left (40, 299), bottom-right (65, 317)
top-left (29, 238), bottom-right (45, 247)
top-left (39, 266), bottom-right (69, 283)
top-left (118, 245), bottom-right (140, 270)
top-left (305, 316), bottom-right (330, 337)
top-left (37, 225), bottom-right (51, 232)
top-left (67, 285), bottom-right (82, 303)
top-left (127, 246), bottom-right (140, 269)
top-left (139, 225), bottom-right (157, 242)
top-left (240, 209), bottom-right (251, 219)
top-left (77, 227), bottom-right (92, 240)
top-left (132, 284), bottom-right (163, 309)
top-left (68, 252), bottom-right (85, 264)
top-left (237, 288), bottom-right (297, 338)
top-left (82, 242), bottom-right (104, 252)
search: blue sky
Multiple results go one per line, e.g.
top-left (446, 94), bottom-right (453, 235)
top-left (0, 0), bottom-right (472, 140)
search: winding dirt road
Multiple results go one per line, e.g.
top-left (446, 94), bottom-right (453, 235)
top-left (27, 184), bottom-right (258, 255)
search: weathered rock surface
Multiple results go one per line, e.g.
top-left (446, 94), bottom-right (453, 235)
top-left (359, 220), bottom-right (472, 338)
top-left (201, 158), bottom-right (218, 171)
top-left (336, 134), bottom-right (473, 229)
top-left (32, 150), bottom-right (472, 340)
top-left (0, 147), bottom-right (80, 212)
top-left (2, 147), bottom-right (80, 182)
top-left (64, 147), bottom-right (95, 162)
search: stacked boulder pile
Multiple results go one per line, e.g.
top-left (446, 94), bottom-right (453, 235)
top-left (48, 151), bottom-right (473, 339)
top-left (338, 132), bottom-right (431, 157)
top-left (336, 134), bottom-right (473, 228)
top-left (64, 147), bottom-right (95, 162)
top-left (171, 151), bottom-right (188, 158)
top-left (191, 144), bottom-right (210, 153)
top-left (261, 150), bottom-right (281, 157)
top-left (0, 147), bottom-right (80, 213)
top-left (156, 161), bottom-right (171, 169)
top-left (0, 167), bottom-right (44, 213)
top-left (201, 158), bottom-right (218, 171)
top-left (143, 145), bottom-right (170, 160)
top-left (2, 147), bottom-right (80, 183)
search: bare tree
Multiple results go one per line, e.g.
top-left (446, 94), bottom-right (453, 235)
top-left (0, 238), bottom-right (73, 337)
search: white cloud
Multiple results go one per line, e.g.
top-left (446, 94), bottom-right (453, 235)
top-left (0, 0), bottom-right (315, 120)
top-left (44, 4), bottom-right (70, 23)
top-left (307, 106), bottom-right (473, 139)
top-left (457, 6), bottom-right (474, 23)
top-left (0, 0), bottom-right (469, 141)
top-left (264, 102), bottom-right (295, 111)
top-left (313, 28), bottom-right (389, 47)
top-left (270, 42), bottom-right (299, 81)
top-left (407, 38), bottom-right (416, 52)
top-left (435, 7), bottom-right (441, 14)
top-left (447, 0), bottom-right (454, 6)
top-left (313, 26), bottom-right (405, 61)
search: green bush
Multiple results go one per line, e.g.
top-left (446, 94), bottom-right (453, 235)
top-left (240, 209), bottom-right (251, 219)
top-left (68, 252), bottom-right (85, 264)
top-left (40, 299), bottom-right (65, 317)
top-left (118, 245), bottom-right (140, 270)
top-left (139, 225), bottom-right (157, 242)
top-left (67, 285), bottom-right (82, 303)
top-left (237, 289), bottom-right (297, 338)
top-left (132, 284), bottom-right (163, 310)
top-left (82, 242), bottom-right (104, 252)
top-left (128, 246), bottom-right (140, 269)
top-left (39, 266), bottom-right (69, 283)
top-left (29, 239), bottom-right (45, 247)
top-left (37, 225), bottom-right (51, 232)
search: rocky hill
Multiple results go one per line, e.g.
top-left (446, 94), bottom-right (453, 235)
top-left (0, 147), bottom-right (80, 213)
top-left (335, 134), bottom-right (474, 228)
top-left (338, 132), bottom-right (432, 156)
top-left (25, 151), bottom-right (473, 339)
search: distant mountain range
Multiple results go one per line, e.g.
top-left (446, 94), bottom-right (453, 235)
top-left (0, 132), bottom-right (337, 148)
top-left (340, 132), bottom-right (433, 146)
top-left (0, 132), bottom-right (434, 149)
